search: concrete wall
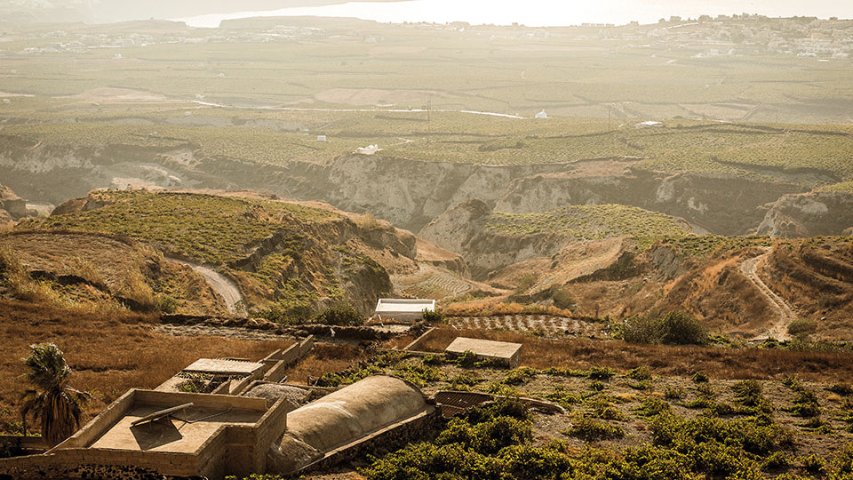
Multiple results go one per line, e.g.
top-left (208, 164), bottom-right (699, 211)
top-left (56, 389), bottom-right (136, 449)
top-left (0, 447), bottom-right (197, 479)
top-left (403, 327), bottom-right (436, 352)
top-left (263, 336), bottom-right (315, 383)
top-left (134, 389), bottom-right (268, 411)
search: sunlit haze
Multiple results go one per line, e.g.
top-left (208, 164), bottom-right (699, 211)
top-left (177, 0), bottom-right (853, 28)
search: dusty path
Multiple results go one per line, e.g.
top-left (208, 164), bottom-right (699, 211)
top-left (740, 249), bottom-right (795, 340)
top-left (168, 258), bottom-right (245, 316)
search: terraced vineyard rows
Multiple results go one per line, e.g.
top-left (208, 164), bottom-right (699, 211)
top-left (448, 314), bottom-right (605, 337)
top-left (392, 266), bottom-right (474, 300)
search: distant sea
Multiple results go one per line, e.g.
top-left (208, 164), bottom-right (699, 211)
top-left (175, 0), bottom-right (853, 28)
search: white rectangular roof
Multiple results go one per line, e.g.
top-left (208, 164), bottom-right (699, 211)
top-left (182, 358), bottom-right (264, 376)
top-left (375, 298), bottom-right (436, 314)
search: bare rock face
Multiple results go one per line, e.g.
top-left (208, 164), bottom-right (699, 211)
top-left (419, 199), bottom-right (570, 279)
top-left (0, 184), bottom-right (27, 219)
top-left (418, 199), bottom-right (492, 256)
top-left (757, 192), bottom-right (853, 238)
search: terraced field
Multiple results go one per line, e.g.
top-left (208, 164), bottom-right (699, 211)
top-left (448, 314), bottom-right (605, 337)
top-left (391, 265), bottom-right (477, 300)
top-left (486, 204), bottom-right (691, 244)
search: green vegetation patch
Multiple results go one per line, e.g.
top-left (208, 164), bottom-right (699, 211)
top-left (18, 191), bottom-right (338, 265)
top-left (485, 204), bottom-right (690, 245)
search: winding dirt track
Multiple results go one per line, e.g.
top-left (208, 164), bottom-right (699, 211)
top-left (740, 250), bottom-right (795, 340)
top-left (168, 258), bottom-right (245, 316)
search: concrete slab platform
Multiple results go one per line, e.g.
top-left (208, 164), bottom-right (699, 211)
top-left (444, 337), bottom-right (522, 368)
top-left (182, 358), bottom-right (264, 377)
top-left (89, 404), bottom-right (263, 453)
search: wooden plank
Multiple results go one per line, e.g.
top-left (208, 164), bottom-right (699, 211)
top-left (130, 403), bottom-right (194, 427)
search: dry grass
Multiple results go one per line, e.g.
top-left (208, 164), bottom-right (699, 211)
top-left (415, 327), bottom-right (853, 383)
top-left (0, 300), bottom-right (292, 434)
top-left (283, 343), bottom-right (368, 385)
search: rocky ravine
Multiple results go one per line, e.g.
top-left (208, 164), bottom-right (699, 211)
top-left (0, 134), bottom-right (811, 237)
top-left (757, 191), bottom-right (853, 238)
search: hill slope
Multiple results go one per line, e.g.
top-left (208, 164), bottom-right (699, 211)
top-left (16, 190), bottom-right (422, 317)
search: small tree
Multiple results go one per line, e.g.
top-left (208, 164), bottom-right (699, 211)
top-left (19, 343), bottom-right (89, 445)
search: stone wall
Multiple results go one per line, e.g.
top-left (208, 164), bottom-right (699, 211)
top-left (0, 447), bottom-right (197, 479)
top-left (263, 336), bottom-right (315, 383)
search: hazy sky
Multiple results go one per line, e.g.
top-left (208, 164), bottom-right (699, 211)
top-left (179, 0), bottom-right (853, 28)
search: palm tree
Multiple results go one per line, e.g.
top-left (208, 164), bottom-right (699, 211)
top-left (19, 343), bottom-right (89, 446)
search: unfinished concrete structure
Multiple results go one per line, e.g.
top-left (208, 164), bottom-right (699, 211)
top-left (445, 337), bottom-right (522, 368)
top-left (155, 337), bottom-right (314, 396)
top-left (0, 389), bottom-right (290, 480)
top-left (0, 366), bottom-right (437, 480)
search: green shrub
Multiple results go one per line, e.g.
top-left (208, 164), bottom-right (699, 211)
top-left (422, 353), bottom-right (444, 365)
top-left (787, 318), bottom-right (817, 336)
top-left (627, 365), bottom-right (653, 381)
top-left (564, 415), bottom-right (625, 441)
top-left (585, 396), bottom-right (627, 421)
top-left (551, 287), bottom-right (575, 310)
top-left (502, 367), bottom-right (537, 386)
top-left (827, 383), bottom-right (853, 396)
top-left (696, 383), bottom-right (716, 398)
top-left (155, 294), bottom-right (178, 314)
top-left (588, 366), bottom-right (616, 380)
top-left (762, 451), bottom-right (791, 471)
top-left (657, 311), bottom-right (708, 345)
top-left (499, 444), bottom-right (573, 480)
top-left (665, 386), bottom-right (686, 400)
top-left (422, 310), bottom-right (446, 323)
top-left (781, 374), bottom-right (802, 390)
top-left (393, 362), bottom-right (443, 387)
top-left (619, 312), bottom-right (707, 345)
top-left (634, 396), bottom-right (672, 418)
top-left (455, 350), bottom-right (479, 368)
top-left (545, 386), bottom-right (582, 410)
top-left (800, 454), bottom-right (827, 475)
top-left (692, 372), bottom-right (710, 383)
top-left (786, 388), bottom-right (821, 418)
top-left (450, 373), bottom-right (481, 389)
top-left (313, 304), bottom-right (364, 326)
top-left (589, 380), bottom-right (605, 392)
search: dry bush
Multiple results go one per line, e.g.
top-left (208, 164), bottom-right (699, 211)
top-left (359, 212), bottom-right (379, 229)
top-left (121, 269), bottom-right (156, 310)
top-left (414, 327), bottom-right (853, 383)
top-left (0, 300), bottom-right (292, 434)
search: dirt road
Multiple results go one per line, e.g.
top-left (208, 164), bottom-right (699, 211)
top-left (168, 258), bottom-right (245, 316)
top-left (740, 249), bottom-right (795, 340)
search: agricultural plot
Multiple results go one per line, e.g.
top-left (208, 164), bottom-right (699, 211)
top-left (448, 314), bottom-right (604, 337)
top-left (485, 204), bottom-right (691, 244)
top-left (18, 190), bottom-right (338, 265)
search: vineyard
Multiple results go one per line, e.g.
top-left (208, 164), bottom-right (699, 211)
top-left (17, 191), bottom-right (339, 265)
top-left (447, 314), bottom-right (605, 337)
top-left (6, 113), bottom-right (853, 187)
top-left (485, 204), bottom-right (691, 245)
